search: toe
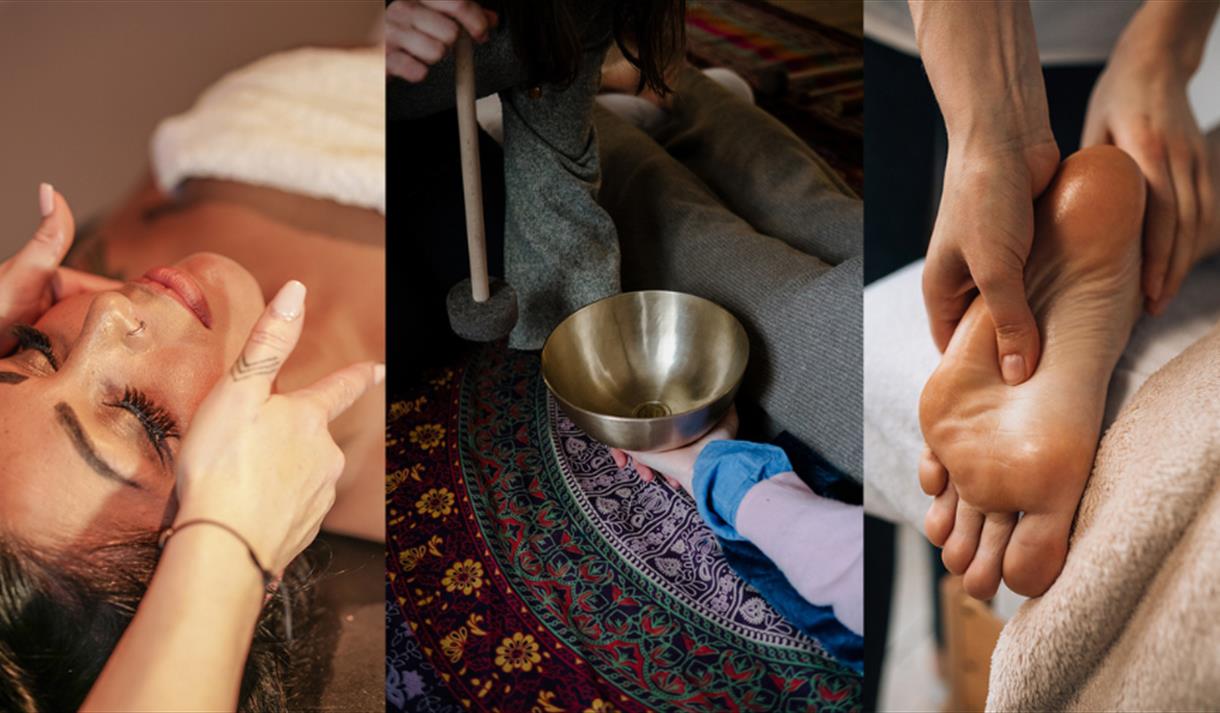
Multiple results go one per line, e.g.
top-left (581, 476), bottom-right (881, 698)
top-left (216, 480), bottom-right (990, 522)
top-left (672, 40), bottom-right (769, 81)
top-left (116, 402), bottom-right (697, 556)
top-left (924, 481), bottom-right (958, 546)
top-left (919, 446), bottom-right (949, 496)
top-left (963, 512), bottom-right (1016, 600)
top-left (942, 501), bottom-right (984, 575)
top-left (1003, 509), bottom-right (1074, 597)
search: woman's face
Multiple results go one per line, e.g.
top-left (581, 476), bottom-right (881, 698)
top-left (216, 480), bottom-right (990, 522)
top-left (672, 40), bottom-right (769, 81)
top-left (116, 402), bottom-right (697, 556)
top-left (0, 253), bottom-right (263, 548)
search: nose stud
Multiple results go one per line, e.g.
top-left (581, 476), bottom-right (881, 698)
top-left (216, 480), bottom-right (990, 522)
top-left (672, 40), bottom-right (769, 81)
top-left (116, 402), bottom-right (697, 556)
top-left (127, 320), bottom-right (146, 337)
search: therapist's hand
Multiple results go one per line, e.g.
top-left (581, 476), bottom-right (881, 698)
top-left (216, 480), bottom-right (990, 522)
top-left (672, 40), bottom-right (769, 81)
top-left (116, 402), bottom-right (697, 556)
top-left (0, 183), bottom-right (122, 353)
top-left (924, 141), bottom-right (1059, 385)
top-left (385, 0), bottom-right (499, 83)
top-left (910, 0), bottom-right (1059, 385)
top-left (174, 280), bottom-right (385, 576)
top-left (1081, 1), bottom-right (1219, 315)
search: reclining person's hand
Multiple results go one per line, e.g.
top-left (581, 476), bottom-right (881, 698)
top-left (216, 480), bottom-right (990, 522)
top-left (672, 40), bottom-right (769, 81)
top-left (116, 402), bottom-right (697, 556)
top-left (0, 183), bottom-right (122, 353)
top-left (385, 0), bottom-right (499, 83)
top-left (174, 280), bottom-right (385, 576)
top-left (610, 405), bottom-right (739, 494)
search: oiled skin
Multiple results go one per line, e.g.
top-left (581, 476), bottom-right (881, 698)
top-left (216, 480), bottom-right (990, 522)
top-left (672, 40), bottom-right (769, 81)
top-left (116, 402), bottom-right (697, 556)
top-left (920, 145), bottom-right (1146, 596)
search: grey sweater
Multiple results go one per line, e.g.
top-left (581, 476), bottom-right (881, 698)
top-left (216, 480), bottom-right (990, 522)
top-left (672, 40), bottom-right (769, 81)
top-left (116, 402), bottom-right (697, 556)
top-left (390, 8), bottom-right (618, 350)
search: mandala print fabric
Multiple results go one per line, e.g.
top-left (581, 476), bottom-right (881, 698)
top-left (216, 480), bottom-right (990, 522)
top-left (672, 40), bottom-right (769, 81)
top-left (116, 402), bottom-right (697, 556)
top-left (387, 346), bottom-right (860, 712)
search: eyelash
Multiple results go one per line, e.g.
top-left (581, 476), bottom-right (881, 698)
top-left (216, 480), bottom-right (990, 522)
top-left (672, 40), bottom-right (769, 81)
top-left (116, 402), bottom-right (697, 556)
top-left (13, 325), bottom-right (58, 370)
top-left (105, 387), bottom-right (180, 465)
top-left (13, 326), bottom-right (179, 465)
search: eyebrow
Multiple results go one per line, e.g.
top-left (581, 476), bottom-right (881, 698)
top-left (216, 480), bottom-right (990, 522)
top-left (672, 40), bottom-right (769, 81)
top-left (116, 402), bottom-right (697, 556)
top-left (0, 372), bottom-right (27, 384)
top-left (54, 402), bottom-right (142, 490)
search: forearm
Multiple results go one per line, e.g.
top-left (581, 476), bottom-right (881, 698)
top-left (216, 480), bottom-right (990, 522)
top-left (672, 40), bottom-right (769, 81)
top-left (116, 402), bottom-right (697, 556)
top-left (690, 441), bottom-right (863, 635)
top-left (909, 0), bottom-right (1053, 154)
top-left (81, 526), bottom-right (265, 712)
top-left (1116, 0), bottom-right (1219, 75)
top-left (736, 474), bottom-right (864, 636)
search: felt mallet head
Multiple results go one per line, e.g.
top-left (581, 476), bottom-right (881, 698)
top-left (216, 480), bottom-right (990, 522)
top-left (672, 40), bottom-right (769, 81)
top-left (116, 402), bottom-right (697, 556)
top-left (446, 277), bottom-right (518, 342)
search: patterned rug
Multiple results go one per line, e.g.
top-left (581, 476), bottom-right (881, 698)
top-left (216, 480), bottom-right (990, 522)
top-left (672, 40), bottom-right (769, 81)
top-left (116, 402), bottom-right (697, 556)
top-left (386, 346), bottom-right (860, 712)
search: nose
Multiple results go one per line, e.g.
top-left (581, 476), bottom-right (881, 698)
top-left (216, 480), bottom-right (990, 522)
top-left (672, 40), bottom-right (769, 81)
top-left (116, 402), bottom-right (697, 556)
top-left (68, 291), bottom-right (148, 365)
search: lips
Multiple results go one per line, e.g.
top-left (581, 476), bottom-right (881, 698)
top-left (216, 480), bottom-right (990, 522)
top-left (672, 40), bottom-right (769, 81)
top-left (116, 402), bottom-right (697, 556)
top-left (139, 267), bottom-right (213, 328)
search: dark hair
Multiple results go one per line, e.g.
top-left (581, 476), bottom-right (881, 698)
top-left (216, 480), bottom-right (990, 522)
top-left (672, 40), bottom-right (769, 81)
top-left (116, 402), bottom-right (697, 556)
top-left (489, 0), bottom-right (686, 94)
top-left (0, 533), bottom-right (322, 712)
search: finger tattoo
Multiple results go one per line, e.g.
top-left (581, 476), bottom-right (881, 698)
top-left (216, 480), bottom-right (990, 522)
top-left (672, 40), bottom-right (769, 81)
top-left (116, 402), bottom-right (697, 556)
top-left (230, 354), bottom-right (281, 382)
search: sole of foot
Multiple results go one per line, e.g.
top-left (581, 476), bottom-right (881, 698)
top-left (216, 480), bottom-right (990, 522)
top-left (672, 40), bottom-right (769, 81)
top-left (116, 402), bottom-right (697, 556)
top-left (920, 145), bottom-right (1146, 598)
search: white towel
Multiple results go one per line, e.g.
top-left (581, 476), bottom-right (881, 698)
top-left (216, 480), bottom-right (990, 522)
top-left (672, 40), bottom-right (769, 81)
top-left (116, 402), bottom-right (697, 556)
top-left (152, 46), bottom-right (385, 214)
top-left (988, 318), bottom-right (1220, 711)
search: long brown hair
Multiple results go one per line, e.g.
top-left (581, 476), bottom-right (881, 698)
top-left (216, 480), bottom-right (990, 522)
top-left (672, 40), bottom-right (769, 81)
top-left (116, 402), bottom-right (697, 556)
top-left (488, 0), bottom-right (686, 94)
top-left (0, 534), bottom-right (325, 712)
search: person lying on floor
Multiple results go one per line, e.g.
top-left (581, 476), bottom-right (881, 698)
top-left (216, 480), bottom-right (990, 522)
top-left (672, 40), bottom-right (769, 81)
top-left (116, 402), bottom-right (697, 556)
top-left (610, 408), bottom-right (863, 638)
top-left (0, 44), bottom-right (386, 711)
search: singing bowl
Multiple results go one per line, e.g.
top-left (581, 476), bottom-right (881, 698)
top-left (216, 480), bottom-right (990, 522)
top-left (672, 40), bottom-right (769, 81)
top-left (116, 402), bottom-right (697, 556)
top-left (541, 290), bottom-right (749, 452)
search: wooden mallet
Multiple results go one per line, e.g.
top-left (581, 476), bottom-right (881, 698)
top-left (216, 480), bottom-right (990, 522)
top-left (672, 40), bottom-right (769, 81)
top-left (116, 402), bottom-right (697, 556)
top-left (445, 31), bottom-right (518, 342)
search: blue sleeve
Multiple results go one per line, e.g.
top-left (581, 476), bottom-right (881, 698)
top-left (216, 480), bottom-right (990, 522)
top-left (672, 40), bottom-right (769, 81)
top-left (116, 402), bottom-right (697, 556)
top-left (691, 440), bottom-right (793, 541)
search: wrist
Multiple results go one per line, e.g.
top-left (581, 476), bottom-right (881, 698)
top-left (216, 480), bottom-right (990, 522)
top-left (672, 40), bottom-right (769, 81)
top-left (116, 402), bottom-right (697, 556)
top-left (164, 515), bottom-right (276, 586)
top-left (944, 135), bottom-right (1059, 196)
top-left (158, 524), bottom-right (267, 608)
top-left (945, 105), bottom-right (1056, 165)
top-left (1115, 2), bottom-right (1217, 76)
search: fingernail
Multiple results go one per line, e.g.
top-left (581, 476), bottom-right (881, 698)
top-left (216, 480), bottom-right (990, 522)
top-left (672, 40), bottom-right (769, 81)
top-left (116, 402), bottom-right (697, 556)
top-left (1145, 272), bottom-right (1164, 302)
top-left (373, 363), bottom-right (386, 385)
top-left (1001, 354), bottom-right (1026, 385)
top-left (39, 183), bottom-right (54, 218)
top-left (270, 280), bottom-right (306, 320)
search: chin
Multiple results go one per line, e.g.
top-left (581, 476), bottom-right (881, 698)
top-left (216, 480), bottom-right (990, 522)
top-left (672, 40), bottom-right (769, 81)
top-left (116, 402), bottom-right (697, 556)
top-left (174, 252), bottom-right (264, 348)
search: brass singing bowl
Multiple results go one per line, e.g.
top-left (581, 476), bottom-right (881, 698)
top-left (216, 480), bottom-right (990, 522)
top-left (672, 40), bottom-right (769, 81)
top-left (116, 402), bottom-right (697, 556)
top-left (541, 290), bottom-right (749, 452)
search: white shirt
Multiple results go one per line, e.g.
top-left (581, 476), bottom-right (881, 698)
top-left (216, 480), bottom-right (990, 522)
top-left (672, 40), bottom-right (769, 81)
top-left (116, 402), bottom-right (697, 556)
top-left (864, 0), bottom-right (1141, 65)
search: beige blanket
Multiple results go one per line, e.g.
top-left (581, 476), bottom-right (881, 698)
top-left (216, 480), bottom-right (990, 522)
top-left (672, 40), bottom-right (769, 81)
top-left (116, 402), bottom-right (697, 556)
top-left (988, 321), bottom-right (1220, 711)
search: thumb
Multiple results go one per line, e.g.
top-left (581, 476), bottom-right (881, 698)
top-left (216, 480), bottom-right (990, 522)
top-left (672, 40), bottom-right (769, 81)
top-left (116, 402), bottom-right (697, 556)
top-left (13, 184), bottom-right (76, 277)
top-left (976, 268), bottom-right (1041, 385)
top-left (294, 360), bottom-right (385, 422)
top-left (221, 280), bottom-right (308, 402)
top-left (921, 248), bottom-right (972, 353)
top-left (1079, 107), bottom-right (1109, 150)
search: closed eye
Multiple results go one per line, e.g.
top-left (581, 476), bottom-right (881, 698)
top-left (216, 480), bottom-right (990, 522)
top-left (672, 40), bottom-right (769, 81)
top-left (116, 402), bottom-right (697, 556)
top-left (12, 325), bottom-right (59, 370)
top-left (105, 387), bottom-right (180, 466)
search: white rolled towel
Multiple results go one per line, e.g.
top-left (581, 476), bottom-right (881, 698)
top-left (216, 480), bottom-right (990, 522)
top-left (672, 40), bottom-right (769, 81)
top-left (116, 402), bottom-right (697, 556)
top-left (152, 46), bottom-right (385, 214)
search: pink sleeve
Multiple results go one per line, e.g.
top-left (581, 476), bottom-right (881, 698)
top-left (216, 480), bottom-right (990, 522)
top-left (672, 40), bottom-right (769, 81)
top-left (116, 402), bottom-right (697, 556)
top-left (734, 472), bottom-right (864, 636)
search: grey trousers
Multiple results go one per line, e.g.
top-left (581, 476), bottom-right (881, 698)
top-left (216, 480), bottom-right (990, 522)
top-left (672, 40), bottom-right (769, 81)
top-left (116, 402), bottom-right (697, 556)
top-left (595, 67), bottom-right (863, 480)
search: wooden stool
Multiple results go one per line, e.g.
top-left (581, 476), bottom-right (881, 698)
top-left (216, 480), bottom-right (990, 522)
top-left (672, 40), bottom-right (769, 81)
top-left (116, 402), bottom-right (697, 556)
top-left (940, 575), bottom-right (1005, 712)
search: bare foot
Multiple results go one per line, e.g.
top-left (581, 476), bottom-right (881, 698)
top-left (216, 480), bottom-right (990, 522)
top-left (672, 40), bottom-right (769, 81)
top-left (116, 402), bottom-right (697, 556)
top-left (920, 146), bottom-right (1146, 598)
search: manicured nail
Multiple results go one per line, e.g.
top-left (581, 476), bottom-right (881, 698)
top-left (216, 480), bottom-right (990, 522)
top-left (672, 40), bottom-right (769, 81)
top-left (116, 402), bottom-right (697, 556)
top-left (373, 363), bottom-right (386, 385)
top-left (39, 183), bottom-right (54, 218)
top-left (269, 280), bottom-right (306, 320)
top-left (1000, 354), bottom-right (1026, 385)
